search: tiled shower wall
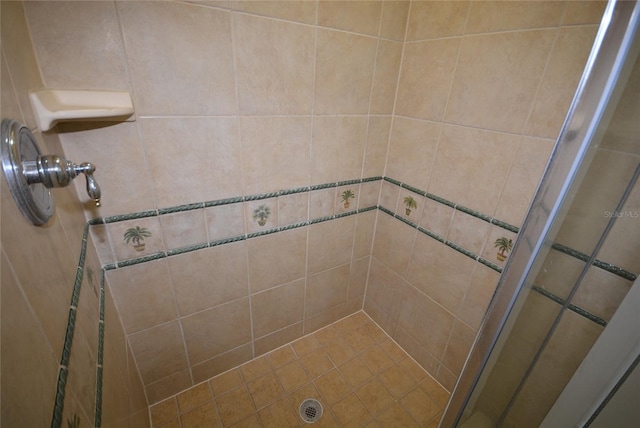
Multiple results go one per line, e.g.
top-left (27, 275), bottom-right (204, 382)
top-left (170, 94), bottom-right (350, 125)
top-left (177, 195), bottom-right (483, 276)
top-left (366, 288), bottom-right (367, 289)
top-left (21, 0), bottom-right (611, 412)
top-left (1, 2), bottom-right (148, 427)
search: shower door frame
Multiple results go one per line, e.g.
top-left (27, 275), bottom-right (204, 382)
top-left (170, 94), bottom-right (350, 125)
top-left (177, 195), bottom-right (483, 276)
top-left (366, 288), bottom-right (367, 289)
top-left (440, 0), bottom-right (640, 426)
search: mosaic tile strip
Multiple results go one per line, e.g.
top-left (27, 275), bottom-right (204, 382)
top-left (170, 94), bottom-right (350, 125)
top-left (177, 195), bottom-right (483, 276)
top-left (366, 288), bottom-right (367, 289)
top-left (158, 202), bottom-right (204, 215)
top-left (94, 269), bottom-right (106, 427)
top-left (50, 366), bottom-right (68, 428)
top-left (584, 351), bottom-right (640, 427)
top-left (531, 285), bottom-right (607, 327)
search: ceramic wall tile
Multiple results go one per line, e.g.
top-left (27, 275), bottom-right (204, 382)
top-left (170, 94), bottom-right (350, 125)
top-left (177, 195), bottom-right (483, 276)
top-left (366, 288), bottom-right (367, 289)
top-left (228, 1), bottom-right (317, 24)
top-left (118, 1), bottom-right (236, 115)
top-left (419, 198), bottom-right (454, 240)
top-left (372, 213), bottom-right (416, 276)
top-left (457, 264), bottom-right (501, 330)
top-left (353, 211), bottom-right (377, 259)
top-left (441, 320), bottom-right (476, 376)
top-left (363, 116), bottom-right (392, 177)
top-left (309, 187), bottom-right (337, 219)
top-left (359, 181), bottom-right (382, 209)
top-left (181, 298), bottom-right (252, 365)
top-left (573, 267), bottom-right (632, 322)
top-left (395, 38), bottom-right (461, 121)
top-left (318, 1), bottom-right (382, 36)
top-left (379, 0), bottom-right (409, 41)
top-left (168, 242), bottom-right (249, 316)
top-left (234, 14), bottom-right (315, 115)
top-left (139, 117), bottom-right (242, 208)
top-left (445, 29), bottom-right (555, 133)
top-left (107, 259), bottom-right (178, 334)
top-left (160, 210), bottom-right (208, 251)
top-left (448, 210), bottom-right (491, 255)
top-left (405, 1), bottom-right (469, 41)
top-left (481, 226), bottom-right (517, 269)
top-left (109, 217), bottom-right (164, 262)
top-left (247, 199), bottom-right (279, 233)
top-left (370, 40), bottom-right (403, 115)
top-left (465, 1), bottom-right (564, 35)
top-left (311, 116), bottom-right (368, 184)
top-left (251, 279), bottom-right (305, 338)
top-left (314, 29), bottom-right (377, 114)
top-left (385, 117), bottom-right (441, 192)
top-left (247, 228), bottom-right (307, 293)
top-left (306, 264), bottom-right (351, 317)
top-left (379, 180), bottom-right (400, 211)
top-left (307, 216), bottom-right (356, 274)
top-left (240, 117), bottom-right (312, 195)
top-left (278, 193), bottom-right (309, 226)
top-left (205, 203), bottom-right (246, 242)
top-left (349, 256), bottom-right (371, 300)
top-left (396, 189), bottom-right (424, 222)
top-left (336, 184), bottom-right (359, 213)
top-left (562, 1), bottom-right (607, 25)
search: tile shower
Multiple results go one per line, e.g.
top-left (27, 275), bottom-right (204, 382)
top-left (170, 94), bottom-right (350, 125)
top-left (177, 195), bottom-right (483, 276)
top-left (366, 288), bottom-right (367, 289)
top-left (3, 1), bottom-right (625, 427)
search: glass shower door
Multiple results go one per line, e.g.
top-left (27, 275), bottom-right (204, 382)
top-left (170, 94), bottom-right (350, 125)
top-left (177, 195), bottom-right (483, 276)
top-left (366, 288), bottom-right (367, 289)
top-left (442, 0), bottom-right (640, 426)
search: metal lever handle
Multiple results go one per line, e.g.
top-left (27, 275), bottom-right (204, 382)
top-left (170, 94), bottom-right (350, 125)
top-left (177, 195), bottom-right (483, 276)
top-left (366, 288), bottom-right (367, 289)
top-left (22, 155), bottom-right (101, 207)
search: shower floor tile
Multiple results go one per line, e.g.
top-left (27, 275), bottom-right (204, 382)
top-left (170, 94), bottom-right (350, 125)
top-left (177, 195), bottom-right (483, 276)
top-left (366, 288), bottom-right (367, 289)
top-left (149, 311), bottom-right (449, 427)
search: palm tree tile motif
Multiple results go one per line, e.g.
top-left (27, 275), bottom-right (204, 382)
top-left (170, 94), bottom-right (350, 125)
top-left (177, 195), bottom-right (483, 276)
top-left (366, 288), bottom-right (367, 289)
top-left (403, 196), bottom-right (418, 215)
top-left (124, 226), bottom-right (152, 252)
top-left (253, 204), bottom-right (271, 226)
top-left (340, 189), bottom-right (356, 208)
top-left (494, 237), bottom-right (513, 261)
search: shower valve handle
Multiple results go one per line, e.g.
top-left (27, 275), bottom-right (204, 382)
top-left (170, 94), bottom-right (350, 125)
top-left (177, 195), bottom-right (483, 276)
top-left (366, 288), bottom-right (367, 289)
top-left (22, 155), bottom-right (101, 207)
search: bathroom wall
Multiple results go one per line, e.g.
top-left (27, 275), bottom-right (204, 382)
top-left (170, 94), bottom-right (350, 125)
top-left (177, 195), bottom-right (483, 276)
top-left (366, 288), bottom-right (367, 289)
top-left (23, 0), bottom-right (407, 404)
top-left (1, 2), bottom-right (147, 427)
top-left (366, 0), bottom-right (607, 391)
top-left (20, 0), bottom-right (612, 413)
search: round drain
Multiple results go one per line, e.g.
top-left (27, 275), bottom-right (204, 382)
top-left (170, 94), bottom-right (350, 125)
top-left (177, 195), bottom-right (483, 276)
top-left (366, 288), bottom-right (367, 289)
top-left (299, 398), bottom-right (323, 423)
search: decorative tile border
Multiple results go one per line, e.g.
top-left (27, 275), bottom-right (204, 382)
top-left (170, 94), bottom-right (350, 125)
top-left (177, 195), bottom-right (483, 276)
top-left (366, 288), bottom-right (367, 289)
top-left (53, 175), bottom-right (635, 428)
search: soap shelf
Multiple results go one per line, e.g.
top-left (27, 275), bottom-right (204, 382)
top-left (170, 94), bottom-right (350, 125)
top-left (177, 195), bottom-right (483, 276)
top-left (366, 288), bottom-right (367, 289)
top-left (29, 89), bottom-right (135, 132)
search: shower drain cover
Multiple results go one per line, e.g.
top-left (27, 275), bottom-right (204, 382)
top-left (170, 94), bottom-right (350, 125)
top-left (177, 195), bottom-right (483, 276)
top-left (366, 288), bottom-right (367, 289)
top-left (299, 398), bottom-right (323, 423)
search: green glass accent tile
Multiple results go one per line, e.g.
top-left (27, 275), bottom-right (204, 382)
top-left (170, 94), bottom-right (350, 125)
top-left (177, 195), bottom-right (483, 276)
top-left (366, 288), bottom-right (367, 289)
top-left (592, 260), bottom-right (637, 281)
top-left (279, 186), bottom-right (310, 195)
top-left (417, 226), bottom-right (446, 243)
top-left (335, 210), bottom-right (358, 219)
top-left (362, 176), bottom-right (383, 183)
top-left (396, 214), bottom-right (418, 228)
top-left (205, 196), bottom-right (244, 207)
top-left (103, 263), bottom-right (117, 271)
top-left (104, 210), bottom-right (158, 223)
top-left (167, 242), bottom-right (209, 257)
top-left (337, 179), bottom-right (360, 186)
top-left (310, 182), bottom-right (337, 191)
top-left (116, 252), bottom-right (166, 268)
top-left (88, 217), bottom-right (104, 225)
top-left (383, 176), bottom-right (402, 186)
top-left (99, 270), bottom-right (106, 320)
top-left (60, 308), bottom-right (76, 367)
top-left (531, 285), bottom-right (607, 327)
top-left (209, 235), bottom-right (246, 247)
top-left (491, 218), bottom-right (520, 233)
top-left (358, 206), bottom-right (377, 213)
top-left (279, 221), bottom-right (309, 231)
top-left (97, 323), bottom-right (105, 366)
top-left (456, 205), bottom-right (493, 223)
top-left (445, 241), bottom-right (478, 260)
top-left (94, 366), bottom-right (103, 428)
top-left (245, 191), bottom-right (279, 201)
top-left (247, 227), bottom-right (280, 239)
top-left (310, 215), bottom-right (334, 224)
top-left (379, 206), bottom-right (395, 217)
top-left (425, 192), bottom-right (456, 208)
top-left (551, 242), bottom-right (590, 262)
top-left (51, 366), bottom-right (68, 428)
top-left (158, 202), bottom-right (204, 215)
top-left (477, 257), bottom-right (503, 273)
top-left (401, 183), bottom-right (427, 197)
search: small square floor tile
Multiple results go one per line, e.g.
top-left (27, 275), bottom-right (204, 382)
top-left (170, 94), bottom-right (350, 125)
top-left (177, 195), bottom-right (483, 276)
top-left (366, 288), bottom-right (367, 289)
top-left (209, 368), bottom-right (244, 397)
top-left (332, 393), bottom-right (372, 427)
top-left (275, 360), bottom-right (310, 393)
top-left (300, 348), bottom-right (334, 379)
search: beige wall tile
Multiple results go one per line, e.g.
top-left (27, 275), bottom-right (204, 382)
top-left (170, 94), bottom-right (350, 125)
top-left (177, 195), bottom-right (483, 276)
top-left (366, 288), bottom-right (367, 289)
top-left (354, 211), bottom-right (377, 259)
top-left (379, 0), bottom-right (409, 41)
top-left (307, 216), bottom-right (356, 274)
top-left (466, 1), bottom-right (564, 35)
top-left (406, 233), bottom-right (476, 314)
top-left (441, 320), bottom-right (476, 376)
top-left (247, 227), bottom-right (307, 293)
top-left (168, 242), bottom-right (249, 316)
top-left (360, 181), bottom-right (382, 208)
top-left (107, 259), bottom-right (178, 334)
top-left (234, 14), bottom-right (315, 115)
top-left (192, 344), bottom-right (253, 384)
top-left (128, 321), bottom-right (189, 385)
top-left (349, 256), bottom-right (371, 300)
top-left (447, 211), bottom-right (491, 255)
top-left (364, 117), bottom-right (392, 177)
top-left (311, 116), bottom-right (368, 184)
top-left (252, 279), bottom-right (305, 338)
top-left (406, 1), bottom-right (469, 41)
top-left (146, 370), bottom-right (192, 405)
top-left (379, 180), bottom-right (400, 210)
top-left (140, 117), bottom-right (242, 208)
top-left (494, 137), bottom-right (555, 227)
top-left (396, 189), bottom-right (424, 221)
top-left (309, 187), bottom-right (337, 219)
top-left (59, 122), bottom-right (156, 217)
top-left (371, 40), bottom-right (403, 115)
top-left (230, 1), bottom-right (317, 24)
top-left (524, 26), bottom-right (598, 139)
top-left (372, 212), bottom-right (416, 275)
top-left (205, 203), bottom-right (246, 241)
top-left (254, 323), bottom-right (303, 356)
top-left (160, 210), bottom-right (208, 250)
top-left (181, 298), bottom-right (252, 364)
top-left (118, 1), bottom-right (236, 115)
top-left (428, 125), bottom-right (519, 216)
top-left (573, 267), bottom-right (632, 322)
top-left (419, 199), bottom-right (454, 240)
top-left (306, 264), bottom-right (351, 316)
top-left (397, 283), bottom-right (455, 361)
top-left (481, 227), bottom-right (517, 269)
top-left (445, 30), bottom-right (556, 133)
top-left (318, 1), bottom-right (382, 36)
top-left (365, 258), bottom-right (405, 326)
top-left (562, 1), bottom-right (607, 25)
top-left (396, 38), bottom-right (461, 121)
top-left (385, 117), bottom-right (441, 192)
top-left (278, 193), bottom-right (309, 226)
top-left (336, 184), bottom-right (359, 213)
top-left (241, 116), bottom-right (312, 194)
top-left (314, 29), bottom-right (377, 114)
top-left (24, 1), bottom-right (129, 91)
top-left (109, 217), bottom-right (164, 262)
